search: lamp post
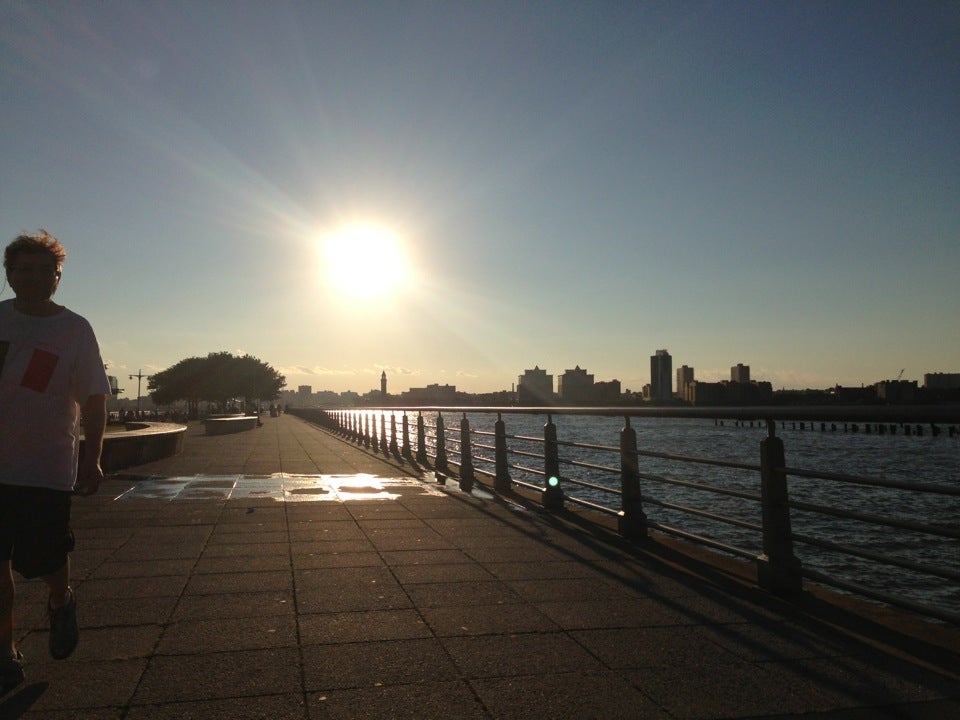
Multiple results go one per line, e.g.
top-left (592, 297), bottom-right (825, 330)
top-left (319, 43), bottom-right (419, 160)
top-left (129, 369), bottom-right (149, 418)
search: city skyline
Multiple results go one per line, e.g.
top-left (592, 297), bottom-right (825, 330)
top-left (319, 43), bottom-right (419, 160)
top-left (3, 3), bottom-right (957, 400)
top-left (288, 355), bottom-right (948, 401)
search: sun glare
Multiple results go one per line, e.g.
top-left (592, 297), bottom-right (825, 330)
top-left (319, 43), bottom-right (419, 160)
top-left (321, 224), bottom-right (411, 301)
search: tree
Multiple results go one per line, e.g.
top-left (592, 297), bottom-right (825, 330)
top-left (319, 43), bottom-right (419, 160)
top-left (148, 352), bottom-right (286, 419)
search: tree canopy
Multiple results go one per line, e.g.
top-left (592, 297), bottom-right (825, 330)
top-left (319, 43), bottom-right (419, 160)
top-left (148, 352), bottom-right (286, 417)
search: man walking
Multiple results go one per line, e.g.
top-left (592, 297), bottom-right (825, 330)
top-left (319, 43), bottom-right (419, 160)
top-left (0, 230), bottom-right (111, 691)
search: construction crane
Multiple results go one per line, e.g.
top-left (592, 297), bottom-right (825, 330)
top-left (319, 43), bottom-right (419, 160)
top-left (896, 369), bottom-right (905, 381)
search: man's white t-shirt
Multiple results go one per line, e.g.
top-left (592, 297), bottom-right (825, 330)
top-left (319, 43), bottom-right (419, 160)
top-left (0, 299), bottom-right (111, 491)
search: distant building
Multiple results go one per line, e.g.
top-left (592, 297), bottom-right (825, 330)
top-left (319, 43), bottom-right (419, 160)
top-left (472, 390), bottom-right (517, 406)
top-left (650, 350), bottom-right (672, 403)
top-left (876, 380), bottom-right (917, 404)
top-left (688, 381), bottom-right (725, 406)
top-left (924, 373), bottom-right (960, 389)
top-left (688, 379), bottom-right (773, 406)
top-left (676, 365), bottom-right (694, 401)
top-left (594, 379), bottom-right (622, 404)
top-left (558, 366), bottom-right (594, 404)
top-left (731, 364), bottom-right (750, 384)
top-left (518, 366), bottom-right (554, 406)
top-left (298, 385), bottom-right (312, 396)
top-left (401, 383), bottom-right (457, 405)
top-left (381, 371), bottom-right (387, 397)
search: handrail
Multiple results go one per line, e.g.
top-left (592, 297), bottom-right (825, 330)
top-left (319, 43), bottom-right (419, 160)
top-left (341, 404), bottom-right (960, 423)
top-left (294, 406), bottom-right (960, 625)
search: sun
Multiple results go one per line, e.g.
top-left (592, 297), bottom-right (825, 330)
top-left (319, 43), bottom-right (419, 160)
top-left (321, 223), bottom-right (411, 301)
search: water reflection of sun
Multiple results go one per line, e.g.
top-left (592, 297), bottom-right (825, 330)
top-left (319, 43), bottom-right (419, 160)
top-left (321, 223), bottom-right (411, 301)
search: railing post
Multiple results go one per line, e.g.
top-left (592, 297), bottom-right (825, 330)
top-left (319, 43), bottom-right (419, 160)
top-left (435, 412), bottom-right (448, 475)
top-left (371, 413), bottom-right (380, 452)
top-left (757, 420), bottom-right (802, 597)
top-left (494, 413), bottom-right (512, 493)
top-left (390, 413), bottom-right (399, 456)
top-left (542, 414), bottom-right (564, 510)
top-left (459, 414), bottom-right (475, 492)
top-left (618, 416), bottom-right (647, 539)
top-left (381, 413), bottom-right (389, 457)
top-left (416, 412), bottom-right (427, 463)
top-left (402, 412), bottom-right (412, 459)
top-left (362, 414), bottom-right (370, 448)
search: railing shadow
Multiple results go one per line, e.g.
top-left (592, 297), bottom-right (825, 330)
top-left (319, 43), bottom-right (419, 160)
top-left (0, 682), bottom-right (47, 718)
top-left (436, 476), bottom-right (960, 700)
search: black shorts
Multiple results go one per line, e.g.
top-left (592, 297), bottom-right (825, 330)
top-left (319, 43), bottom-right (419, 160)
top-left (0, 483), bottom-right (75, 579)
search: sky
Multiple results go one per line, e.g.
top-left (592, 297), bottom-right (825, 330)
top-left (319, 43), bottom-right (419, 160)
top-left (2, 1), bottom-right (958, 399)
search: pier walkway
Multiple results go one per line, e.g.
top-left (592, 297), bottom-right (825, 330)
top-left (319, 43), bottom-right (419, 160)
top-left (5, 413), bottom-right (959, 718)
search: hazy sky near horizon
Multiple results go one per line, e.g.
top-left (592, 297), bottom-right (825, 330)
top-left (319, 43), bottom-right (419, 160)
top-left (3, 1), bottom-right (957, 398)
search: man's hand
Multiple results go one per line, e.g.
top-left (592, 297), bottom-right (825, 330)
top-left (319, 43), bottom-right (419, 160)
top-left (74, 461), bottom-right (104, 496)
top-left (77, 393), bottom-right (108, 496)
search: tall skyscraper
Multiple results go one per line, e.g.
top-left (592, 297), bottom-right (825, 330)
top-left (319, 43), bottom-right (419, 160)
top-left (558, 366), bottom-right (594, 404)
top-left (518, 366), bottom-right (554, 406)
top-left (676, 365), bottom-right (694, 401)
top-left (650, 349), bottom-right (672, 402)
top-left (731, 363), bottom-right (750, 383)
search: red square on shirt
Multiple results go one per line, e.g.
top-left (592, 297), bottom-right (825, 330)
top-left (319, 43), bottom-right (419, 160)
top-left (21, 348), bottom-right (59, 392)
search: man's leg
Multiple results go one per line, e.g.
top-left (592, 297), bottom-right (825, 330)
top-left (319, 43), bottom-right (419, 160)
top-left (43, 558), bottom-right (70, 608)
top-left (0, 560), bottom-right (15, 659)
top-left (44, 557), bottom-right (78, 660)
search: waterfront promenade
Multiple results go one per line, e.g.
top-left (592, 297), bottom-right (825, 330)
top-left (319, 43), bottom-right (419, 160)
top-left (5, 414), bottom-right (959, 719)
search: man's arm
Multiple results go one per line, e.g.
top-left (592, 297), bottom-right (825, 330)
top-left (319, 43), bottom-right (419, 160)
top-left (76, 393), bottom-right (108, 496)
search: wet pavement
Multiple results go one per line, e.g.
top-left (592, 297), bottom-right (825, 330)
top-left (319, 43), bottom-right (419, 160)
top-left (3, 414), bottom-right (959, 718)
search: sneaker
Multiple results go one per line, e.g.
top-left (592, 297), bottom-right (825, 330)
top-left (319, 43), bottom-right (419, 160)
top-left (0, 649), bottom-right (24, 692)
top-left (48, 588), bottom-right (79, 660)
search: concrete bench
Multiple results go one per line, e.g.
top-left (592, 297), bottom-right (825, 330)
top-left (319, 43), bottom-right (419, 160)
top-left (203, 415), bottom-right (259, 435)
top-left (82, 421), bottom-right (187, 472)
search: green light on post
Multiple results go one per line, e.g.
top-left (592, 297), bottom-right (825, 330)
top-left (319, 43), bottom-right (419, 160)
top-left (548, 476), bottom-right (559, 488)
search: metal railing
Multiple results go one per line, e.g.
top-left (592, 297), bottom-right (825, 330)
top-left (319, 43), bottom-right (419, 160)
top-left (291, 405), bottom-right (960, 625)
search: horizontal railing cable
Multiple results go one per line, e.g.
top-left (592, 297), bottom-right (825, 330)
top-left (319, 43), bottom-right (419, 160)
top-left (645, 520), bottom-right (757, 561)
top-left (644, 497), bottom-right (763, 535)
top-left (800, 567), bottom-right (960, 626)
top-left (789, 499), bottom-right (960, 540)
top-left (792, 532), bottom-right (960, 582)
top-left (784, 466), bottom-right (960, 496)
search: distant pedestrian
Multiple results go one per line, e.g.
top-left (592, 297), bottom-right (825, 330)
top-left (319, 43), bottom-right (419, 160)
top-left (0, 230), bottom-right (111, 692)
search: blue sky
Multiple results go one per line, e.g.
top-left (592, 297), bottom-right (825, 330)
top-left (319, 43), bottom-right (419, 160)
top-left (2, 1), bottom-right (957, 397)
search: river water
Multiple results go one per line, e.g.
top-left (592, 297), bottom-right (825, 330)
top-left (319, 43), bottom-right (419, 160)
top-left (357, 410), bottom-right (959, 621)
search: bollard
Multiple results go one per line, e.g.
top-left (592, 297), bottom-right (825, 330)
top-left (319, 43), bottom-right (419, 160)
top-left (542, 415), bottom-right (564, 510)
top-left (390, 413), bottom-right (399, 456)
top-left (459, 414), bottom-right (475, 492)
top-left (494, 413), bottom-right (512, 493)
top-left (435, 413), bottom-right (448, 475)
top-left (381, 413), bottom-right (389, 457)
top-left (618, 417), bottom-right (647, 539)
top-left (416, 412), bottom-right (427, 463)
top-left (402, 413), bottom-right (412, 459)
top-left (757, 421), bottom-right (802, 598)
